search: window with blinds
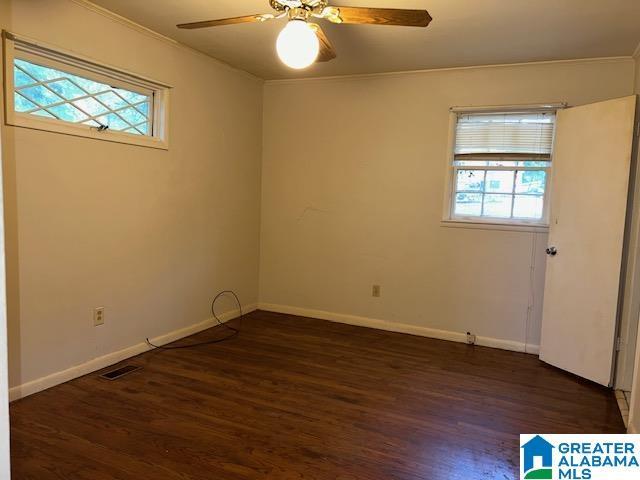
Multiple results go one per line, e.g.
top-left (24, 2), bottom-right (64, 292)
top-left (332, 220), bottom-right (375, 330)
top-left (449, 110), bottom-right (556, 225)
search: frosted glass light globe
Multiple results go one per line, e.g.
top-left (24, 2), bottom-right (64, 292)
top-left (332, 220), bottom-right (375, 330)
top-left (276, 20), bottom-right (320, 69)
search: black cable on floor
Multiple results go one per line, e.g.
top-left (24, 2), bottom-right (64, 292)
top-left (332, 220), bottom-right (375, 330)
top-left (145, 290), bottom-right (242, 350)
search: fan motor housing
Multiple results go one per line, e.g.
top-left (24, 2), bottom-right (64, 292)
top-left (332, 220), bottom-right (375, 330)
top-left (270, 0), bottom-right (328, 13)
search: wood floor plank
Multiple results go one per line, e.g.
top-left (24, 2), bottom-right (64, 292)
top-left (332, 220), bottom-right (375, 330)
top-left (10, 310), bottom-right (625, 479)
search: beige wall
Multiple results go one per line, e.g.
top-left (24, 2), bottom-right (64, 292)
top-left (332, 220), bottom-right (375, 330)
top-left (260, 59), bottom-right (635, 351)
top-left (1, 0), bottom-right (263, 391)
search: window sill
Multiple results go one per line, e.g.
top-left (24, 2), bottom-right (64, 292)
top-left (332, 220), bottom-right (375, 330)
top-left (441, 219), bottom-right (549, 233)
top-left (6, 115), bottom-right (168, 150)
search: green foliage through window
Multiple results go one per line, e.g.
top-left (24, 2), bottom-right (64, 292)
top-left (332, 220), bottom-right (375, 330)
top-left (454, 169), bottom-right (547, 220)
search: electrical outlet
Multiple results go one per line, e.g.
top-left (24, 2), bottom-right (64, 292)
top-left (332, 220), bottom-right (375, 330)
top-left (372, 285), bottom-right (381, 297)
top-left (94, 307), bottom-right (105, 326)
top-left (466, 331), bottom-right (476, 345)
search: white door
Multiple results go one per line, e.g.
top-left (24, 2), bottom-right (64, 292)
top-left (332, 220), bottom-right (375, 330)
top-left (540, 95), bottom-right (637, 386)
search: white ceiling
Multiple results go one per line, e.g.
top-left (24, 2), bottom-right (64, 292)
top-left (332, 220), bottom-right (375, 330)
top-left (89, 0), bottom-right (640, 80)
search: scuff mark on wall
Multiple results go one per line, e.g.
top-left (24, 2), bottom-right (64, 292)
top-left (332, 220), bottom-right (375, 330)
top-left (297, 206), bottom-right (330, 223)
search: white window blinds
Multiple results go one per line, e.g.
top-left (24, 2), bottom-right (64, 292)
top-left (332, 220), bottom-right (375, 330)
top-left (455, 112), bottom-right (556, 160)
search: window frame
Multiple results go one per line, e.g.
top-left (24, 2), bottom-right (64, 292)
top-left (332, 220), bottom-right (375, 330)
top-left (442, 105), bottom-right (562, 231)
top-left (3, 31), bottom-right (171, 150)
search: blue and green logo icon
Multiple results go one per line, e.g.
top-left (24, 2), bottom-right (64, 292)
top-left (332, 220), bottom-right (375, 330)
top-left (521, 435), bottom-right (554, 479)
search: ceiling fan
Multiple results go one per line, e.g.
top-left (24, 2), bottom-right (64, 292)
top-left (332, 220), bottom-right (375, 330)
top-left (177, 1), bottom-right (432, 70)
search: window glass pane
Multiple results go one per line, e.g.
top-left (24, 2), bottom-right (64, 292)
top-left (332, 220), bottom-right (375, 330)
top-left (47, 103), bottom-right (88, 122)
top-left (95, 113), bottom-right (131, 131)
top-left (118, 107), bottom-right (147, 125)
top-left (135, 102), bottom-right (150, 116)
top-left (483, 194), bottom-right (512, 218)
top-left (31, 110), bottom-right (55, 119)
top-left (47, 79), bottom-right (86, 100)
top-left (515, 170), bottom-right (546, 194)
top-left (485, 170), bottom-right (514, 193)
top-left (14, 93), bottom-right (37, 112)
top-left (67, 75), bottom-right (111, 95)
top-left (13, 58), bottom-right (153, 136)
top-left (14, 67), bottom-right (34, 87)
top-left (136, 123), bottom-right (149, 135)
top-left (452, 166), bottom-right (548, 222)
top-left (15, 59), bottom-right (63, 82)
top-left (456, 170), bottom-right (485, 192)
top-left (114, 88), bottom-right (147, 104)
top-left (73, 97), bottom-right (108, 116)
top-left (20, 85), bottom-right (62, 107)
top-left (513, 195), bottom-right (544, 219)
top-left (125, 127), bottom-right (142, 136)
top-left (454, 193), bottom-right (482, 216)
top-left (96, 91), bottom-right (129, 110)
top-left (521, 161), bottom-right (550, 167)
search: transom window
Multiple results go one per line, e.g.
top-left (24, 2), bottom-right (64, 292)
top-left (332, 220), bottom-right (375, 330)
top-left (447, 110), bottom-right (556, 225)
top-left (14, 58), bottom-right (152, 136)
top-left (3, 32), bottom-right (170, 149)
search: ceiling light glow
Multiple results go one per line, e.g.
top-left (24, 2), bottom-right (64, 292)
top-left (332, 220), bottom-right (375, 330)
top-left (276, 20), bottom-right (319, 69)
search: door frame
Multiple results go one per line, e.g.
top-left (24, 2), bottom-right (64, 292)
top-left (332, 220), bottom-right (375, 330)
top-left (0, 0), bottom-right (12, 473)
top-left (614, 95), bottom-right (640, 392)
top-left (0, 109), bottom-right (9, 479)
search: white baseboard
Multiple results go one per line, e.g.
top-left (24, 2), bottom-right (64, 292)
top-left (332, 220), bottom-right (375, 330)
top-left (258, 302), bottom-right (540, 356)
top-left (9, 303), bottom-right (257, 402)
top-left (525, 344), bottom-right (540, 355)
top-left (11, 302), bottom-right (538, 401)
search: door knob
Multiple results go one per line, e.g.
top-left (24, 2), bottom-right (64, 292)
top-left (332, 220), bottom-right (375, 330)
top-left (546, 246), bottom-right (558, 256)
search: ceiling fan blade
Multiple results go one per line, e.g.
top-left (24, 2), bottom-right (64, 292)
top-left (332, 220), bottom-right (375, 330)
top-left (177, 13), bottom-right (275, 29)
top-left (309, 24), bottom-right (337, 62)
top-left (323, 6), bottom-right (432, 27)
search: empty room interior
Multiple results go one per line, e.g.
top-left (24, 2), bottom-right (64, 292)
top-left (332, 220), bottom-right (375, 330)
top-left (1, 0), bottom-right (640, 478)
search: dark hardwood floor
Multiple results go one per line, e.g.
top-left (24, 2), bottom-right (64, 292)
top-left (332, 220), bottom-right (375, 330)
top-left (10, 310), bottom-right (625, 479)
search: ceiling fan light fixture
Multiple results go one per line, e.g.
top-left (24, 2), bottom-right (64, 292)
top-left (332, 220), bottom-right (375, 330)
top-left (178, 2), bottom-right (433, 69)
top-left (276, 19), bottom-right (320, 69)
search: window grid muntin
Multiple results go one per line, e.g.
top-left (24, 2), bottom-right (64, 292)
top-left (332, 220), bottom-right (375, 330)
top-left (13, 58), bottom-right (152, 136)
top-left (452, 164), bottom-right (549, 222)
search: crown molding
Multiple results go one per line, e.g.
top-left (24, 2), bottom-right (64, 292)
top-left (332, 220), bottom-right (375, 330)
top-left (67, 0), bottom-right (263, 84)
top-left (265, 56), bottom-right (634, 85)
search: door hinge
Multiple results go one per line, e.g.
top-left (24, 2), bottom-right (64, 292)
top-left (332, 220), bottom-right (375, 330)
top-left (615, 337), bottom-right (622, 352)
